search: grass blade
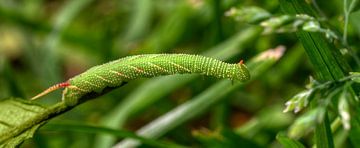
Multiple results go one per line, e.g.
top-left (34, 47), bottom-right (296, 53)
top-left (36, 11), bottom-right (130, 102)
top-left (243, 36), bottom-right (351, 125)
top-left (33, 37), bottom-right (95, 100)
top-left (42, 123), bottom-right (186, 148)
top-left (38, 0), bottom-right (93, 85)
top-left (279, 0), bottom-right (355, 147)
top-left (276, 132), bottom-right (305, 148)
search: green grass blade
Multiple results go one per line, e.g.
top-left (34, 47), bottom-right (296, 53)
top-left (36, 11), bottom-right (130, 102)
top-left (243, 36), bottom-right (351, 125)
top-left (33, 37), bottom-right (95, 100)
top-left (276, 132), bottom-right (305, 148)
top-left (115, 47), bottom-right (284, 147)
top-left (39, 0), bottom-right (93, 85)
top-left (123, 0), bottom-right (153, 41)
top-left (279, 0), bottom-right (350, 81)
top-left (314, 113), bottom-right (335, 148)
top-left (0, 5), bottom-right (101, 51)
top-left (142, 1), bottom-right (196, 53)
top-left (279, 0), bottom-right (355, 148)
top-left (41, 123), bottom-right (186, 148)
top-left (236, 105), bottom-right (294, 142)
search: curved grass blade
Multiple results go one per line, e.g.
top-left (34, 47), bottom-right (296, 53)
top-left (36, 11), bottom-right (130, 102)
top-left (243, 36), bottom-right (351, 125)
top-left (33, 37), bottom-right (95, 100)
top-left (141, 1), bottom-right (196, 53)
top-left (37, 0), bottom-right (93, 86)
top-left (42, 123), bottom-right (186, 148)
top-left (276, 132), bottom-right (305, 148)
top-left (123, 0), bottom-right (152, 41)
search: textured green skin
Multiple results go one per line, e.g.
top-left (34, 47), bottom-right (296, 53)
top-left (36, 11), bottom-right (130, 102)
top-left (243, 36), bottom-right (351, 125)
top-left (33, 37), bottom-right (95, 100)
top-left (62, 54), bottom-right (250, 106)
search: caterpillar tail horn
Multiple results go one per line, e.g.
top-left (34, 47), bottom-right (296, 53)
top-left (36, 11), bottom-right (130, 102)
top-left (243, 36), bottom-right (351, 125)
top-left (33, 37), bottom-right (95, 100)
top-left (30, 82), bottom-right (70, 100)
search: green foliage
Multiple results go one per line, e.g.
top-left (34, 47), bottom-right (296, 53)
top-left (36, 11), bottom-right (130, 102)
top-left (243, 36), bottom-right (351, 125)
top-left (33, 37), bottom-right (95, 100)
top-left (276, 132), bottom-right (305, 148)
top-left (193, 128), bottom-right (261, 148)
top-left (1, 0), bottom-right (360, 147)
top-left (0, 98), bottom-right (47, 147)
top-left (42, 123), bottom-right (186, 148)
top-left (226, 6), bottom-right (338, 40)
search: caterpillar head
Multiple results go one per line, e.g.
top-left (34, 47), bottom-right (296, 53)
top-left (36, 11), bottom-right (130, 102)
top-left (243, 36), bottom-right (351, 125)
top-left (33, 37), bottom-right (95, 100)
top-left (233, 61), bottom-right (250, 82)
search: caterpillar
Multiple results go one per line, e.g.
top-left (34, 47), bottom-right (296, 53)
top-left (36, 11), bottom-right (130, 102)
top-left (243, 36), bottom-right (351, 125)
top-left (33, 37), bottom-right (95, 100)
top-left (31, 54), bottom-right (250, 106)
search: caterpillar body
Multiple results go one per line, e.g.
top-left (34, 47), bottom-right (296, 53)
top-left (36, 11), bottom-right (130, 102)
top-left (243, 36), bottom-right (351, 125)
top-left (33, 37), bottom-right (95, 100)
top-left (31, 54), bottom-right (250, 106)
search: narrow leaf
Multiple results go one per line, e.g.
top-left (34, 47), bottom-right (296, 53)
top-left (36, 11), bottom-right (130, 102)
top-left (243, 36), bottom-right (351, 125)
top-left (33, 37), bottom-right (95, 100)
top-left (280, 0), bottom-right (353, 147)
top-left (42, 123), bottom-right (185, 148)
top-left (276, 132), bottom-right (305, 148)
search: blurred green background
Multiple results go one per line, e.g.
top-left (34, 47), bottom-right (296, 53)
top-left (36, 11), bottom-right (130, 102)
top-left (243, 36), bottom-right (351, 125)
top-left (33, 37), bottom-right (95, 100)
top-left (1, 0), bottom-right (359, 147)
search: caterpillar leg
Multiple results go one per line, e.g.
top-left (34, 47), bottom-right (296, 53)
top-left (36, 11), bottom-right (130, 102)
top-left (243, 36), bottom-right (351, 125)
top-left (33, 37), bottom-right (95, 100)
top-left (61, 86), bottom-right (82, 106)
top-left (30, 82), bottom-right (70, 100)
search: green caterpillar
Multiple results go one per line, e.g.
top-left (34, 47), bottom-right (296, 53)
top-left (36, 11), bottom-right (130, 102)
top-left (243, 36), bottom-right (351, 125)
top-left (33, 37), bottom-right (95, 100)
top-left (31, 54), bottom-right (250, 106)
